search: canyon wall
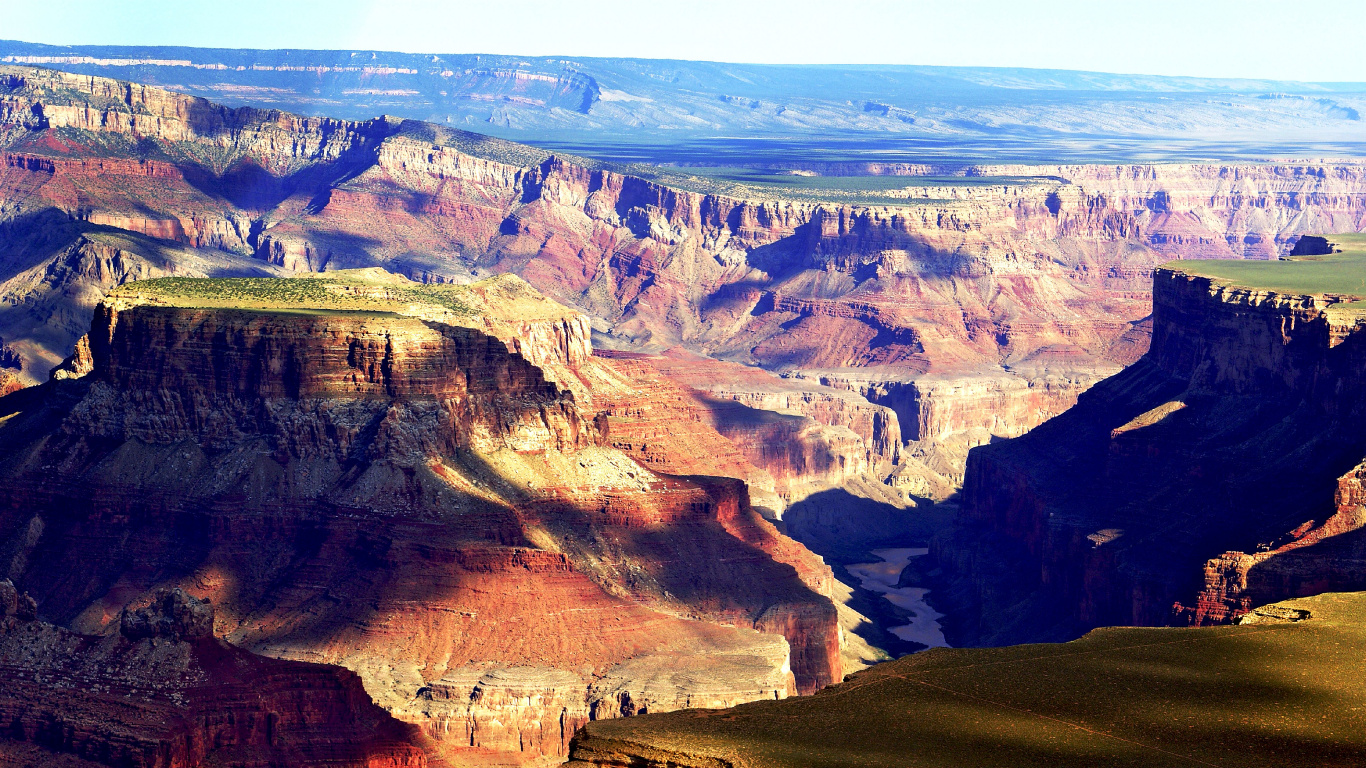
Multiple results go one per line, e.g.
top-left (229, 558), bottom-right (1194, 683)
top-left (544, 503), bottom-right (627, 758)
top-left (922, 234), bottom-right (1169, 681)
top-left (2, 64), bottom-right (1366, 540)
top-left (945, 266), bottom-right (1366, 645)
top-left (0, 273), bottom-right (843, 765)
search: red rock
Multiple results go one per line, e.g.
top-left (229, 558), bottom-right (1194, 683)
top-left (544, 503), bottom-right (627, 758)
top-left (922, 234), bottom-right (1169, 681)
top-left (0, 273), bottom-right (842, 763)
top-left (0, 593), bottom-right (430, 768)
top-left (5, 66), bottom-right (1366, 494)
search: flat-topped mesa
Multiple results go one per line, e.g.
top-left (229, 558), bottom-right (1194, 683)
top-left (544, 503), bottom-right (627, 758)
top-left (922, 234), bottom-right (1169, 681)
top-left (948, 234), bottom-right (1366, 645)
top-left (80, 270), bottom-right (601, 454)
top-left (4, 270), bottom-right (844, 764)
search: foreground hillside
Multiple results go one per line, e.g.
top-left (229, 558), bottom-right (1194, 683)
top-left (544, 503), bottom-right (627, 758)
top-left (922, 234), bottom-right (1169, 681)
top-left (568, 592), bottom-right (1366, 767)
top-left (0, 269), bottom-right (845, 765)
top-left (3, 64), bottom-right (1366, 529)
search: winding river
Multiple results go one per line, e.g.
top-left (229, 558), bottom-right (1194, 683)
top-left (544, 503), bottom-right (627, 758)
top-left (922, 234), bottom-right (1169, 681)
top-left (845, 547), bottom-right (949, 649)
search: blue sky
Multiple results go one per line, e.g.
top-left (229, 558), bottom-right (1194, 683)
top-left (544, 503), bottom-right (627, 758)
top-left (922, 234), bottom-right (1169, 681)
top-left (4, 0), bottom-right (1366, 82)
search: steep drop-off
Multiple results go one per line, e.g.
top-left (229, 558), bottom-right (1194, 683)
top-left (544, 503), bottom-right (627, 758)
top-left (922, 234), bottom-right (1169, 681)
top-left (3, 65), bottom-right (1366, 501)
top-left (0, 271), bottom-right (841, 766)
top-left (942, 236), bottom-right (1366, 645)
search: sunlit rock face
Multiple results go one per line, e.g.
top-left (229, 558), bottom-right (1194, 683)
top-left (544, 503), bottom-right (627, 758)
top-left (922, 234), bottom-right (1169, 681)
top-left (4, 66), bottom-right (1366, 500)
top-left (941, 265), bottom-right (1366, 646)
top-left (0, 273), bottom-right (841, 765)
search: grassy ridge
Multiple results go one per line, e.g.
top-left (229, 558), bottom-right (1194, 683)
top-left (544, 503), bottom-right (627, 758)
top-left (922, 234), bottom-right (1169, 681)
top-left (570, 592), bottom-right (1366, 767)
top-left (1169, 233), bottom-right (1366, 299)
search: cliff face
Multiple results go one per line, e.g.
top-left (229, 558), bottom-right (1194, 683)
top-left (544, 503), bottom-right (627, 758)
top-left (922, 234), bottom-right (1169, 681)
top-left (4, 65), bottom-right (1366, 502)
top-left (0, 273), bottom-right (841, 765)
top-left (946, 266), bottom-right (1366, 645)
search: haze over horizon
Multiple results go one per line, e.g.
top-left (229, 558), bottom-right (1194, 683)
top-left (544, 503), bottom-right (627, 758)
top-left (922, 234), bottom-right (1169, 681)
top-left (5, 0), bottom-right (1366, 83)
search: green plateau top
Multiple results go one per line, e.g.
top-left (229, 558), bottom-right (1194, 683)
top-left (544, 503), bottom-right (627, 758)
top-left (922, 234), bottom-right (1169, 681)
top-left (1164, 233), bottom-right (1366, 302)
top-left (104, 269), bottom-right (579, 325)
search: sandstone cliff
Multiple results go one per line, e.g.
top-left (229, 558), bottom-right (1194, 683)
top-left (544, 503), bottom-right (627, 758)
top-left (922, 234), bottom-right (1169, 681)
top-left (944, 255), bottom-right (1366, 645)
top-left (0, 272), bottom-right (841, 765)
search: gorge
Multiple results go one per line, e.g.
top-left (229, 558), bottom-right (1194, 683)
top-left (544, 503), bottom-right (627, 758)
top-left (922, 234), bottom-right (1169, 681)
top-left (1, 56), bottom-right (1365, 768)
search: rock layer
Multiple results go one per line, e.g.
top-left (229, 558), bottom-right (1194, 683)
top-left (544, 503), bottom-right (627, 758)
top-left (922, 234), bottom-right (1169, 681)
top-left (0, 273), bottom-right (840, 765)
top-left (3, 66), bottom-right (1366, 493)
top-left (0, 588), bottom-right (430, 768)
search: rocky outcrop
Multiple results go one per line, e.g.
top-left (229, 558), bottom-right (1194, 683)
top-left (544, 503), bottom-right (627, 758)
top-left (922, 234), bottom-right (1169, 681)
top-left (944, 261), bottom-right (1366, 645)
top-left (0, 273), bottom-right (842, 764)
top-left (0, 593), bottom-right (431, 768)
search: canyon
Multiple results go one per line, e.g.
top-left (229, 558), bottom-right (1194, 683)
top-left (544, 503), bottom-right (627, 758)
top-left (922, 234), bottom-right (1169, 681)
top-left (2, 64), bottom-right (1366, 528)
top-left (0, 270), bottom-right (844, 765)
top-left (1, 60), bottom-right (1366, 766)
top-left (560, 235), bottom-right (1366, 764)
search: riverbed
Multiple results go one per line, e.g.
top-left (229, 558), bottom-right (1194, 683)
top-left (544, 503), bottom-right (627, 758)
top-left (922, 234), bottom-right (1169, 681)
top-left (845, 547), bottom-right (949, 649)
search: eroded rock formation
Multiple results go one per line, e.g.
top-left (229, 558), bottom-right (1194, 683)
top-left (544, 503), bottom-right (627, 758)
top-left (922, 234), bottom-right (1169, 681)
top-left (942, 262), bottom-right (1366, 645)
top-left (3, 65), bottom-right (1366, 498)
top-left (0, 587), bottom-right (430, 768)
top-left (0, 272), bottom-right (841, 765)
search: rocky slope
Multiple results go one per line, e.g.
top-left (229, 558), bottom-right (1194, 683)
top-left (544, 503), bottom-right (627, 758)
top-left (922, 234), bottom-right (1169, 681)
top-left (941, 243), bottom-right (1366, 645)
top-left (0, 271), bottom-right (842, 765)
top-left (2, 65), bottom-right (1365, 515)
top-left (0, 584), bottom-right (433, 768)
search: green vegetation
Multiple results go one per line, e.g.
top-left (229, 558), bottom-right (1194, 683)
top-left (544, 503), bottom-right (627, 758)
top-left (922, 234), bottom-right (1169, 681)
top-left (573, 592), bottom-right (1366, 767)
top-left (610, 165), bottom-right (1055, 205)
top-left (1169, 233), bottom-right (1366, 300)
top-left (108, 269), bottom-right (475, 316)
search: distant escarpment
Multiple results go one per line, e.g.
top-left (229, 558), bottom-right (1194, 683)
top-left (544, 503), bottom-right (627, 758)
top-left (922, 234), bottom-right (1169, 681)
top-left (0, 272), bottom-right (840, 765)
top-left (4, 65), bottom-right (1366, 508)
top-left (943, 252), bottom-right (1366, 645)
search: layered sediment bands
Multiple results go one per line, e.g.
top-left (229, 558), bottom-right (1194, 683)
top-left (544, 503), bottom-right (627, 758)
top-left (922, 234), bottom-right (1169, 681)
top-left (945, 267), bottom-right (1366, 645)
top-left (0, 596), bottom-right (430, 768)
top-left (0, 275), bottom-right (842, 764)
top-left (596, 350), bottom-right (901, 508)
top-left (82, 302), bottom-right (597, 454)
top-left (6, 66), bottom-right (1366, 488)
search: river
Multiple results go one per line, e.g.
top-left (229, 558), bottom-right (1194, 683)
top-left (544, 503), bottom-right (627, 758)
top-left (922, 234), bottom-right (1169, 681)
top-left (845, 547), bottom-right (949, 649)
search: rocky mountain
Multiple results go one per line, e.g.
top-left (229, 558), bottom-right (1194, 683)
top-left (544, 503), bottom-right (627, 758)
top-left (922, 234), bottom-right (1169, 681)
top-left (1, 41), bottom-right (1364, 162)
top-left (0, 270), bottom-right (846, 765)
top-left (4, 63), bottom-right (1366, 532)
top-left (938, 234), bottom-right (1366, 646)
